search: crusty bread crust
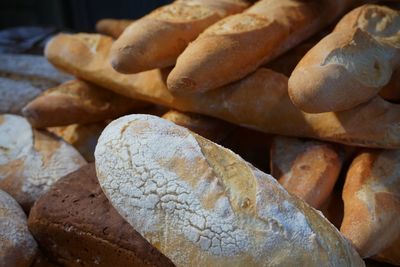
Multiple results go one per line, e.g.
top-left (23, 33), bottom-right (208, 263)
top-left (95, 114), bottom-right (364, 267)
top-left (167, 0), bottom-right (354, 93)
top-left (110, 0), bottom-right (248, 74)
top-left (341, 149), bottom-right (400, 263)
top-left (289, 4), bottom-right (400, 113)
top-left (270, 136), bottom-right (342, 209)
top-left (95, 19), bottom-right (134, 38)
top-left (0, 189), bottom-right (38, 267)
top-left (45, 33), bottom-right (400, 149)
top-left (22, 79), bottom-right (147, 128)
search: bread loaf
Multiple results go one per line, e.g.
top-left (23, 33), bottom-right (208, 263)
top-left (289, 4), bottom-right (400, 113)
top-left (0, 114), bottom-right (86, 211)
top-left (270, 136), bottom-right (342, 209)
top-left (95, 114), bottom-right (364, 267)
top-left (47, 122), bottom-right (107, 162)
top-left (110, 0), bottom-right (249, 74)
top-left (95, 19), bottom-right (133, 38)
top-left (162, 110), bottom-right (235, 142)
top-left (0, 189), bottom-right (38, 267)
top-left (0, 54), bottom-right (71, 114)
top-left (28, 164), bottom-right (174, 267)
top-left (44, 33), bottom-right (400, 149)
top-left (167, 0), bottom-right (355, 93)
top-left (340, 149), bottom-right (400, 264)
top-left (22, 79), bottom-right (148, 128)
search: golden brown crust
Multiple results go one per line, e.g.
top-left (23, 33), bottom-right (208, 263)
top-left (289, 4), bottom-right (400, 113)
top-left (110, 0), bottom-right (248, 74)
top-left (22, 79), bottom-right (148, 128)
top-left (167, 0), bottom-right (354, 93)
top-left (95, 19), bottom-right (134, 38)
top-left (45, 33), bottom-right (400, 149)
top-left (341, 150), bottom-right (400, 263)
top-left (379, 68), bottom-right (400, 102)
top-left (161, 110), bottom-right (235, 142)
top-left (270, 136), bottom-right (342, 209)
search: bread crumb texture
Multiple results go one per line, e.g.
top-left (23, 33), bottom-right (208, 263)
top-left (95, 114), bottom-right (364, 267)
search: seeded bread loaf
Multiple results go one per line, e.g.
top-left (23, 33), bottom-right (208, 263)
top-left (95, 19), bottom-right (134, 38)
top-left (289, 4), bottom-right (400, 113)
top-left (0, 189), bottom-right (38, 267)
top-left (44, 33), bottom-right (400, 149)
top-left (28, 164), bottom-right (174, 267)
top-left (167, 0), bottom-right (356, 93)
top-left (270, 136), bottom-right (342, 209)
top-left (23, 79), bottom-right (147, 128)
top-left (0, 114), bottom-right (86, 211)
top-left (341, 149), bottom-right (400, 264)
top-left (110, 0), bottom-right (249, 74)
top-left (95, 114), bottom-right (365, 267)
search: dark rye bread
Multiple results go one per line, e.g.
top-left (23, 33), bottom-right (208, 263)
top-left (28, 164), bottom-right (174, 267)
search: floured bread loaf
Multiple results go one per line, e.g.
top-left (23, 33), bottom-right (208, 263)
top-left (0, 189), bottom-right (38, 267)
top-left (270, 136), bottom-right (342, 209)
top-left (289, 4), bottom-right (400, 113)
top-left (0, 114), bottom-right (86, 211)
top-left (45, 33), bottom-right (400, 149)
top-left (341, 149), bottom-right (400, 264)
top-left (95, 114), bottom-right (364, 267)
top-left (28, 164), bottom-right (173, 267)
top-left (110, 0), bottom-right (249, 73)
top-left (47, 122), bottom-right (107, 162)
top-left (95, 19), bottom-right (134, 38)
top-left (162, 110), bottom-right (235, 142)
top-left (167, 0), bottom-right (354, 93)
top-left (23, 79), bottom-right (147, 128)
top-left (0, 54), bottom-right (71, 114)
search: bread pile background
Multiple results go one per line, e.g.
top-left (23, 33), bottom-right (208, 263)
top-left (1, 0), bottom-right (400, 266)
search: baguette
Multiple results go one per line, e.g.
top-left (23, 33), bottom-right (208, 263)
top-left (162, 110), bottom-right (235, 142)
top-left (47, 122), bottom-right (107, 162)
top-left (45, 33), bottom-right (400, 149)
top-left (270, 136), bottom-right (342, 209)
top-left (95, 19), bottom-right (134, 38)
top-left (22, 79), bottom-right (148, 128)
top-left (340, 149), bottom-right (400, 263)
top-left (167, 0), bottom-right (355, 93)
top-left (0, 189), bottom-right (38, 267)
top-left (0, 114), bottom-right (86, 211)
top-left (110, 0), bottom-right (249, 74)
top-left (28, 164), bottom-right (173, 267)
top-left (95, 114), bottom-right (364, 267)
top-left (289, 4), bottom-right (400, 113)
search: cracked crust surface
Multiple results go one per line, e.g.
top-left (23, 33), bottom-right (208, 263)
top-left (0, 189), bottom-right (37, 267)
top-left (95, 114), bottom-right (364, 267)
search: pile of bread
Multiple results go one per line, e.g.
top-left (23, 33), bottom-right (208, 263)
top-left (1, 0), bottom-right (400, 266)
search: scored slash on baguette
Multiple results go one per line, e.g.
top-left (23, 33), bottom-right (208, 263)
top-left (110, 0), bottom-right (249, 74)
top-left (167, 0), bottom-right (354, 93)
top-left (289, 4), bottom-right (400, 113)
top-left (94, 114), bottom-right (364, 267)
top-left (44, 33), bottom-right (400, 149)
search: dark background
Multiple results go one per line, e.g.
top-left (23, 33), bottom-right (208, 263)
top-left (0, 0), bottom-right (170, 31)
